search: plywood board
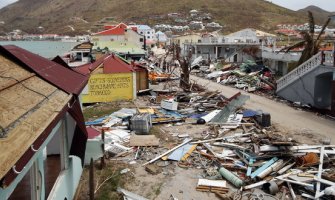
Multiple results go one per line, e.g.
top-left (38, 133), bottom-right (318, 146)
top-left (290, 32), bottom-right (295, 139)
top-left (82, 73), bottom-right (133, 103)
top-left (0, 55), bottom-right (35, 91)
top-left (0, 90), bottom-right (71, 180)
top-left (129, 135), bottom-right (159, 147)
top-left (0, 76), bottom-right (57, 128)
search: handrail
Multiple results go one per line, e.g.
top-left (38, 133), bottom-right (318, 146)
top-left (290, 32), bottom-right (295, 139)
top-left (324, 51), bottom-right (334, 66)
top-left (276, 52), bottom-right (322, 92)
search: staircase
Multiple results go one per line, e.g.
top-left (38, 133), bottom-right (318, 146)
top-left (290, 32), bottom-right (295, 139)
top-left (224, 47), bottom-right (243, 63)
top-left (276, 52), bottom-right (322, 92)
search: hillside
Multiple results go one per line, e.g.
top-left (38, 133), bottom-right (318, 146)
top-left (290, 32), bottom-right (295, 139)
top-left (298, 6), bottom-right (335, 26)
top-left (0, 0), bottom-right (328, 35)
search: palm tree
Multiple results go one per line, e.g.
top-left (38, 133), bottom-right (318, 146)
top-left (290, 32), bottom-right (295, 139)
top-left (281, 11), bottom-right (331, 67)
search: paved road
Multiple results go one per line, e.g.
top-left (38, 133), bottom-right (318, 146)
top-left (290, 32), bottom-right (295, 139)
top-left (191, 75), bottom-right (335, 143)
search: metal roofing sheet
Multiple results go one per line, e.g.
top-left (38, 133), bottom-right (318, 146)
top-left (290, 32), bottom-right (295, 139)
top-left (0, 45), bottom-right (88, 95)
top-left (103, 54), bottom-right (134, 73)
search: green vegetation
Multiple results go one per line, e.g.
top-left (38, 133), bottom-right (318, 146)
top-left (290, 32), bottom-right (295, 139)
top-left (94, 162), bottom-right (133, 200)
top-left (83, 103), bottom-right (121, 121)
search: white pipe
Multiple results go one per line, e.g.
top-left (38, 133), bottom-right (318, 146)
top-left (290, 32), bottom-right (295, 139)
top-left (276, 178), bottom-right (313, 187)
top-left (142, 138), bottom-right (192, 166)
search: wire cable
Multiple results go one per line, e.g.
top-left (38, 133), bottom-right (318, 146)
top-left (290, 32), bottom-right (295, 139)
top-left (0, 74), bottom-right (49, 99)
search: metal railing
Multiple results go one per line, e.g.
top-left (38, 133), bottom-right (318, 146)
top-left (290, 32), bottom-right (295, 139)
top-left (276, 52), bottom-right (322, 92)
top-left (324, 51), bottom-right (334, 66)
top-left (262, 51), bottom-right (301, 62)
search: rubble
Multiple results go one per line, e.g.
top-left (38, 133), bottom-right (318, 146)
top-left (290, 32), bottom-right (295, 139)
top-left (192, 58), bottom-right (277, 95)
top-left (84, 47), bottom-right (334, 200)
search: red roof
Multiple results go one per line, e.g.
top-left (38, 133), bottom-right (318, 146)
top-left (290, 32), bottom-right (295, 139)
top-left (74, 54), bottom-right (110, 75)
top-left (103, 54), bottom-right (134, 73)
top-left (104, 25), bottom-right (117, 30)
top-left (0, 45), bottom-right (88, 95)
top-left (73, 53), bottom-right (134, 74)
top-left (95, 23), bottom-right (129, 36)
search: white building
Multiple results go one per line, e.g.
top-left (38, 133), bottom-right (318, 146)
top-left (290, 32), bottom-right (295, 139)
top-left (155, 31), bottom-right (168, 43)
top-left (131, 25), bottom-right (156, 40)
top-left (224, 28), bottom-right (276, 45)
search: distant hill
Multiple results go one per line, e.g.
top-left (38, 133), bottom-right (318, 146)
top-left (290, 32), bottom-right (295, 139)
top-left (0, 0), bottom-right (332, 35)
top-left (298, 6), bottom-right (335, 26)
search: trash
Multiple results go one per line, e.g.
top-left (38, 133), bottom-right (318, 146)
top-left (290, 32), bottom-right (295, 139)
top-left (143, 138), bottom-right (192, 166)
top-left (263, 180), bottom-right (279, 195)
top-left (145, 164), bottom-right (162, 175)
top-left (161, 99), bottom-right (179, 111)
top-left (168, 143), bottom-right (196, 161)
top-left (129, 135), bottom-right (160, 147)
top-left (82, 50), bottom-right (335, 199)
top-left (296, 152), bottom-right (319, 166)
top-left (130, 113), bottom-right (152, 134)
top-left (120, 168), bottom-right (131, 174)
top-left (105, 143), bottom-right (131, 157)
top-left (117, 187), bottom-right (149, 200)
top-left (198, 179), bottom-right (227, 188)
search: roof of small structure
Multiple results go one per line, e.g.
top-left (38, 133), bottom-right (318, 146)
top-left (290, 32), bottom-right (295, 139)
top-left (131, 25), bottom-right (152, 30)
top-left (103, 54), bottom-right (134, 73)
top-left (0, 45), bottom-right (87, 95)
top-left (0, 45), bottom-right (88, 187)
top-left (73, 53), bottom-right (134, 75)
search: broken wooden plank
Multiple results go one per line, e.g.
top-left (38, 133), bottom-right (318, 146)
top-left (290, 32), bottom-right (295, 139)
top-left (129, 135), bottom-right (159, 147)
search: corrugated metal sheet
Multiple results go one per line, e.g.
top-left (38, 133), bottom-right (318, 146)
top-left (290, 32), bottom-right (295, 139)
top-left (0, 45), bottom-right (88, 95)
top-left (210, 94), bottom-right (250, 124)
top-left (103, 54), bottom-right (133, 73)
top-left (73, 54), bottom-right (109, 75)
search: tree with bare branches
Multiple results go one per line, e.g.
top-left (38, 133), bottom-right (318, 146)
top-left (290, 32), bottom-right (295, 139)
top-left (281, 11), bottom-right (331, 67)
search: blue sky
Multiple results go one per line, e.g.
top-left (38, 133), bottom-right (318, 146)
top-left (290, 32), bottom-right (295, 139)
top-left (0, 0), bottom-right (335, 12)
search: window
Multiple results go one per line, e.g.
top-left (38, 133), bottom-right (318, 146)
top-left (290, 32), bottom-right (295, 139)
top-left (147, 36), bottom-right (150, 39)
top-left (140, 38), bottom-right (144, 42)
top-left (147, 31), bottom-right (150, 34)
top-left (140, 32), bottom-right (143, 34)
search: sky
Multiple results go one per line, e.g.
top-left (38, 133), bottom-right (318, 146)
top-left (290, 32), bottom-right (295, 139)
top-left (0, 0), bottom-right (334, 12)
top-left (268, 0), bottom-right (335, 12)
top-left (0, 0), bottom-right (17, 9)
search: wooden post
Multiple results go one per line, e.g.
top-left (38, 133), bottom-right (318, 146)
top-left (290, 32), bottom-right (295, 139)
top-left (331, 80), bottom-right (335, 116)
top-left (89, 158), bottom-right (94, 200)
top-left (100, 129), bottom-right (105, 169)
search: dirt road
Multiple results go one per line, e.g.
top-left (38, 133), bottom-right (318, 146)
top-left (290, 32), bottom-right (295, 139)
top-left (191, 75), bottom-right (335, 143)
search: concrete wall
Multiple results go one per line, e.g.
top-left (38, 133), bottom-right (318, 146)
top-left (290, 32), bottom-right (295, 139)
top-left (277, 65), bottom-right (335, 108)
top-left (225, 29), bottom-right (258, 43)
top-left (47, 156), bottom-right (83, 200)
top-left (314, 72), bottom-right (333, 108)
top-left (92, 35), bottom-right (125, 42)
top-left (125, 29), bottom-right (145, 48)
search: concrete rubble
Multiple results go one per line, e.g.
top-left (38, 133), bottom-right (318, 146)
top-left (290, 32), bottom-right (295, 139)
top-left (85, 49), bottom-right (335, 200)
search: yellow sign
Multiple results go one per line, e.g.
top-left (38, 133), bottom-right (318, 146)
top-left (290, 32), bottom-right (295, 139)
top-left (82, 73), bottom-right (133, 103)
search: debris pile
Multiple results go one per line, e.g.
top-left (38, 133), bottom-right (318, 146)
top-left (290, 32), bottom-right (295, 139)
top-left (85, 87), bottom-right (335, 199)
top-left (84, 47), bottom-right (333, 199)
top-left (192, 58), bottom-right (277, 94)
